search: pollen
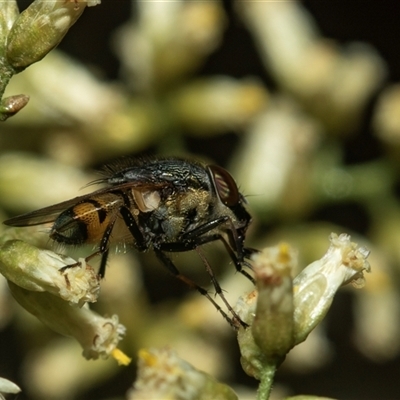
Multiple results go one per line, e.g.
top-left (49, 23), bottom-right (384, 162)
top-left (138, 349), bottom-right (158, 367)
top-left (112, 348), bottom-right (132, 366)
top-left (278, 242), bottom-right (291, 265)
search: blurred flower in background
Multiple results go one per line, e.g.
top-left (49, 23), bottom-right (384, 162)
top-left (0, 0), bottom-right (400, 399)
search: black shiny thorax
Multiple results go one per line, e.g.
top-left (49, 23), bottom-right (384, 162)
top-left (103, 158), bottom-right (212, 193)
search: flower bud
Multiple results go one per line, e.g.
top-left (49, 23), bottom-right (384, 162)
top-left (0, 0), bottom-right (19, 52)
top-left (235, 244), bottom-right (297, 379)
top-left (251, 243), bottom-right (296, 362)
top-left (235, 233), bottom-right (371, 385)
top-left (128, 347), bottom-right (238, 400)
top-left (0, 377), bottom-right (21, 397)
top-left (0, 240), bottom-right (100, 306)
top-left (8, 281), bottom-right (127, 361)
top-left (0, 94), bottom-right (30, 121)
top-left (235, 290), bottom-right (264, 380)
top-left (293, 233), bottom-right (371, 344)
top-left (6, 0), bottom-right (100, 71)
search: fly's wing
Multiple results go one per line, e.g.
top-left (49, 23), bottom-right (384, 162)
top-left (3, 194), bottom-right (95, 227)
top-left (3, 181), bottom-right (170, 227)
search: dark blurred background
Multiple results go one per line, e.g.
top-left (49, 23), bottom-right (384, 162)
top-left (3, 1), bottom-right (400, 399)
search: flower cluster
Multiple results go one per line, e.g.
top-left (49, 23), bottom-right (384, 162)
top-left (0, 0), bottom-right (100, 120)
top-left (0, 239), bottom-right (129, 363)
top-left (128, 347), bottom-right (237, 400)
top-left (235, 233), bottom-right (371, 393)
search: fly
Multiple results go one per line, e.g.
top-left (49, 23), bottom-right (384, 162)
top-left (4, 157), bottom-right (256, 328)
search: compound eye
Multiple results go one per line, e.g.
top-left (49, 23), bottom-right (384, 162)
top-left (208, 165), bottom-right (240, 207)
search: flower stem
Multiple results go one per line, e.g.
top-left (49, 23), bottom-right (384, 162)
top-left (0, 58), bottom-right (14, 98)
top-left (0, 59), bottom-right (18, 121)
top-left (256, 363), bottom-right (277, 400)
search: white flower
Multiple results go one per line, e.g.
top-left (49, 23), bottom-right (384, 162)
top-left (293, 233), bottom-right (370, 344)
top-left (0, 377), bottom-right (21, 397)
top-left (85, 0), bottom-right (101, 6)
top-left (6, 0), bottom-right (100, 70)
top-left (235, 233), bottom-right (371, 379)
top-left (8, 281), bottom-right (127, 361)
top-left (0, 238), bottom-right (130, 363)
top-left (0, 240), bottom-right (100, 306)
top-left (128, 348), bottom-right (238, 400)
top-left (251, 243), bottom-right (296, 361)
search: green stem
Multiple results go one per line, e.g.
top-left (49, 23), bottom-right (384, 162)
top-left (0, 58), bottom-right (29, 121)
top-left (256, 363), bottom-right (277, 400)
top-left (0, 58), bottom-right (14, 99)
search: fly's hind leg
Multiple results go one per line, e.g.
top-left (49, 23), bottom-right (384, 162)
top-left (153, 246), bottom-right (246, 330)
top-left (60, 204), bottom-right (148, 277)
top-left (195, 246), bottom-right (248, 328)
top-left (96, 248), bottom-right (110, 279)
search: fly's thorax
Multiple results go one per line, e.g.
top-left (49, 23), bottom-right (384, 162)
top-left (141, 183), bottom-right (246, 244)
top-left (50, 193), bottom-right (123, 245)
top-left (164, 188), bottom-right (213, 239)
top-left (174, 187), bottom-right (212, 220)
top-left (133, 186), bottom-right (213, 242)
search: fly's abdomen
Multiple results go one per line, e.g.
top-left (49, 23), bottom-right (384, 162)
top-left (50, 208), bottom-right (88, 245)
top-left (50, 195), bottom-right (123, 245)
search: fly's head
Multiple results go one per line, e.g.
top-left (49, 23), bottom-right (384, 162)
top-left (207, 165), bottom-right (251, 232)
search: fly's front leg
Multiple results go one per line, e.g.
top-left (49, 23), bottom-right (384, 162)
top-left (182, 216), bottom-right (230, 242)
top-left (162, 218), bottom-right (255, 284)
top-left (217, 234), bottom-right (255, 284)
